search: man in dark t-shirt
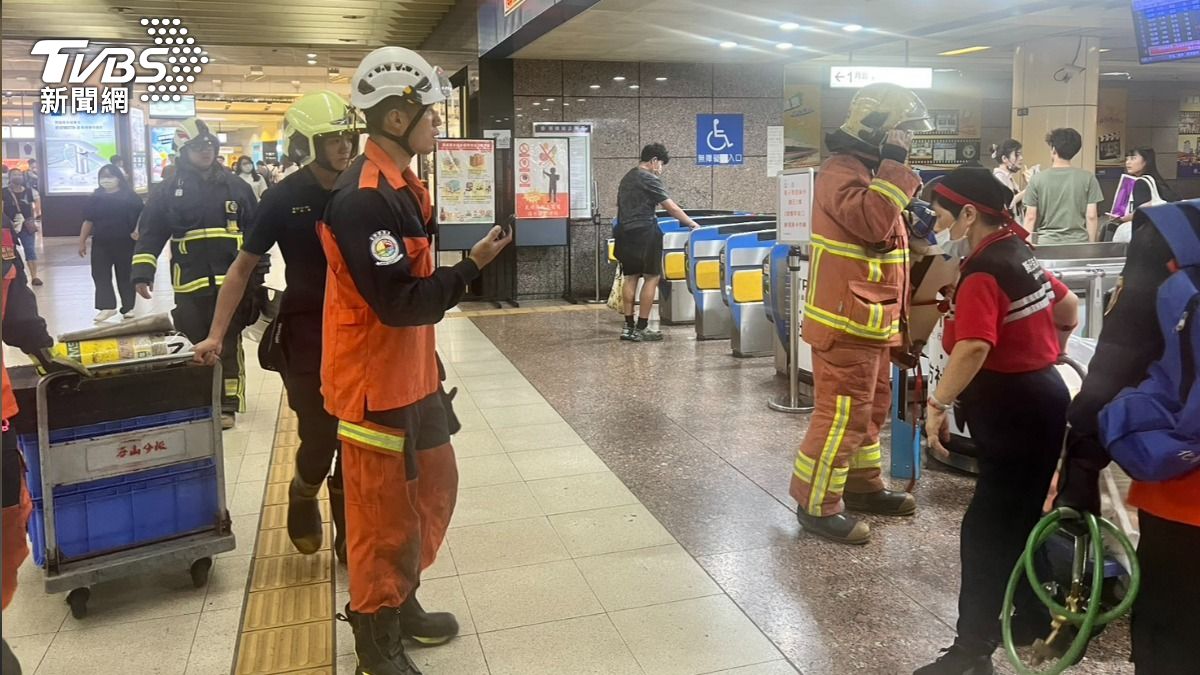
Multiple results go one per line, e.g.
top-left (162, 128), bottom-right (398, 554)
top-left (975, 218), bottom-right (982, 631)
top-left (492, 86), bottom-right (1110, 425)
top-left (614, 143), bottom-right (698, 341)
top-left (192, 91), bottom-right (360, 562)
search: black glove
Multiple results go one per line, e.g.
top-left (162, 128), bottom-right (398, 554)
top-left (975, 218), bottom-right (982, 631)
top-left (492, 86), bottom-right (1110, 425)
top-left (1054, 432), bottom-right (1105, 515)
top-left (30, 348), bottom-right (91, 378)
top-left (881, 142), bottom-right (909, 164)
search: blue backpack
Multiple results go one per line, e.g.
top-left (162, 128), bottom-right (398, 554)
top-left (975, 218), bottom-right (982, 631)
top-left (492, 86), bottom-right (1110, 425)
top-left (1099, 200), bottom-right (1200, 482)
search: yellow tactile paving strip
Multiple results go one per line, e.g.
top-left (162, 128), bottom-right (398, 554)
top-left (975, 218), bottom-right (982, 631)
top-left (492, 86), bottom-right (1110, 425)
top-left (234, 394), bottom-right (338, 674)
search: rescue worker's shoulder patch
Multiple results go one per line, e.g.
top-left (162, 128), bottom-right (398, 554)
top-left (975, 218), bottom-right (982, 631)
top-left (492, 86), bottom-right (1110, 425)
top-left (225, 200), bottom-right (238, 214)
top-left (1105, 276), bottom-right (1123, 316)
top-left (369, 229), bottom-right (404, 266)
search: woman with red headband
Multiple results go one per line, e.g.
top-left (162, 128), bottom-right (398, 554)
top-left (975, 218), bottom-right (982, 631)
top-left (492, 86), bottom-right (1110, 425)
top-left (914, 167), bottom-right (1080, 675)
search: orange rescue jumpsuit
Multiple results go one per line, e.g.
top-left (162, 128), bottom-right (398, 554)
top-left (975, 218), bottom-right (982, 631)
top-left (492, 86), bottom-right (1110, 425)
top-left (318, 140), bottom-right (479, 613)
top-left (789, 153), bottom-right (921, 516)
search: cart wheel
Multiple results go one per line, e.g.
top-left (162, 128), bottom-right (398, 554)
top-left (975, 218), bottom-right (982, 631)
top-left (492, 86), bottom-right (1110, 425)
top-left (190, 557), bottom-right (213, 588)
top-left (67, 588), bottom-right (89, 619)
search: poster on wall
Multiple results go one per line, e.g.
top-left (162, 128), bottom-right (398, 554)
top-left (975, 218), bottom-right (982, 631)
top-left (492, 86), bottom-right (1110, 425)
top-left (41, 111), bottom-right (118, 195)
top-left (435, 139), bottom-right (496, 225)
top-left (149, 126), bottom-right (175, 183)
top-left (904, 92), bottom-right (981, 168)
top-left (1179, 94), bottom-right (1200, 179)
top-left (514, 137), bottom-right (570, 219)
top-left (1096, 88), bottom-right (1128, 178)
top-left (533, 122), bottom-right (592, 218)
top-left (782, 72), bottom-right (821, 169)
top-left (129, 108), bottom-right (149, 193)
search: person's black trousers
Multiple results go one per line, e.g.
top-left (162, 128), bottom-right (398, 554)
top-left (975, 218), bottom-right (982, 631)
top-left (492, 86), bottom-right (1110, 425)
top-left (955, 366), bottom-right (1070, 655)
top-left (172, 291), bottom-right (253, 414)
top-left (278, 312), bottom-right (341, 489)
top-left (1131, 510), bottom-right (1200, 674)
top-left (91, 237), bottom-right (135, 313)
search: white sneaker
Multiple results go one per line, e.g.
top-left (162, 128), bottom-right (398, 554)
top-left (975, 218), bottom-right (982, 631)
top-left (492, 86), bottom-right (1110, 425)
top-left (94, 310), bottom-right (117, 322)
top-left (122, 311), bottom-right (135, 319)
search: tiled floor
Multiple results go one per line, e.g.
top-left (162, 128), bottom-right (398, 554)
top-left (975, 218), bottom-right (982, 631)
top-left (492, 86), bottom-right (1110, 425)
top-left (4, 238), bottom-right (1138, 674)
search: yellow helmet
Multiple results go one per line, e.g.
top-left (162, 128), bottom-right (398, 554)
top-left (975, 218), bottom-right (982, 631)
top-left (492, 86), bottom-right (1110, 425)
top-left (283, 90), bottom-right (362, 167)
top-left (839, 83), bottom-right (933, 147)
top-left (172, 117), bottom-right (217, 152)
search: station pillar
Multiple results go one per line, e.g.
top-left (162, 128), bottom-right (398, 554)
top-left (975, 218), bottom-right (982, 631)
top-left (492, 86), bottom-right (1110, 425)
top-left (1011, 37), bottom-right (1102, 172)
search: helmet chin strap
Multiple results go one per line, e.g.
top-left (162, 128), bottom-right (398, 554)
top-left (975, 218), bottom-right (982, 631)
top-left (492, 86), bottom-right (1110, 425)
top-left (376, 104), bottom-right (430, 156)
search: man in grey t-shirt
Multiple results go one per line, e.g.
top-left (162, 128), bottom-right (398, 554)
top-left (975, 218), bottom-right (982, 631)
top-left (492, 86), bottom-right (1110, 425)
top-left (1023, 128), bottom-right (1104, 245)
top-left (614, 143), bottom-right (698, 341)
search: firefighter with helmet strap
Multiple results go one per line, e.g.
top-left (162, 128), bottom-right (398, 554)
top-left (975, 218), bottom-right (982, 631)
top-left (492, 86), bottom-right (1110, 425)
top-left (192, 90), bottom-right (360, 562)
top-left (789, 82), bottom-right (932, 545)
top-left (132, 117), bottom-right (258, 429)
top-left (322, 47), bottom-right (511, 675)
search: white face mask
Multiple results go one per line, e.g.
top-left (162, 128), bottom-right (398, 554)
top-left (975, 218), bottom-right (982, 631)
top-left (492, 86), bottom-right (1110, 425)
top-left (99, 177), bottom-right (119, 190)
top-left (934, 226), bottom-right (971, 260)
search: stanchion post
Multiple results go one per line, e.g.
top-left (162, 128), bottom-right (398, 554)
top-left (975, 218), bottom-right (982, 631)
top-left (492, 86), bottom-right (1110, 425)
top-left (769, 246), bottom-right (814, 414)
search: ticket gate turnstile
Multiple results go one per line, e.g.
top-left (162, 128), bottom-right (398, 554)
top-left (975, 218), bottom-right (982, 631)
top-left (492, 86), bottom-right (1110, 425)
top-left (687, 220), bottom-right (777, 340)
top-left (764, 243), bottom-right (814, 383)
top-left (721, 230), bottom-right (778, 357)
top-left (661, 214), bottom-right (778, 325)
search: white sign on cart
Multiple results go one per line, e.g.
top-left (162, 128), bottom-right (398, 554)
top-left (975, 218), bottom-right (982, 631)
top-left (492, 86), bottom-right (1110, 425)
top-left (777, 168), bottom-right (815, 245)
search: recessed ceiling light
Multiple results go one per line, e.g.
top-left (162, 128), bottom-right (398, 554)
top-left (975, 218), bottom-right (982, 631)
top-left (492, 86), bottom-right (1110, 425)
top-left (613, 76), bottom-right (626, 81)
top-left (719, 41), bottom-right (738, 49)
top-left (780, 22), bottom-right (800, 31)
top-left (1099, 48), bottom-right (1111, 53)
top-left (532, 101), bottom-right (541, 106)
top-left (306, 59), bottom-right (317, 65)
top-left (563, 102), bottom-right (570, 106)
top-left (546, 97), bottom-right (555, 101)
top-left (306, 52), bottom-right (317, 58)
top-left (655, 76), bottom-right (668, 81)
top-left (577, 98), bottom-right (586, 102)
top-left (938, 45), bottom-right (991, 56)
top-left (776, 42), bottom-right (793, 50)
top-left (629, 84), bottom-right (640, 89)
top-left (589, 84), bottom-right (601, 89)
top-left (842, 24), bottom-right (863, 32)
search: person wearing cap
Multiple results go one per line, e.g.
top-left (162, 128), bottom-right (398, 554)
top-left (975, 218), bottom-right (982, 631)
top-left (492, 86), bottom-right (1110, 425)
top-left (914, 167), bottom-right (1080, 675)
top-left (322, 47), bottom-right (511, 675)
top-left (789, 83), bottom-right (931, 545)
top-left (132, 117), bottom-right (258, 429)
top-left (192, 91), bottom-right (361, 561)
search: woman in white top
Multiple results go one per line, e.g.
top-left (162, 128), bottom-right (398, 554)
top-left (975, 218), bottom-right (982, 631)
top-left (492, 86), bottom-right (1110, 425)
top-left (235, 155), bottom-right (267, 200)
top-left (990, 139), bottom-right (1026, 214)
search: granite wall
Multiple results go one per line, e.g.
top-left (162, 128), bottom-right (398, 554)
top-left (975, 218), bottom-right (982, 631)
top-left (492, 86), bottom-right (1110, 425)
top-left (511, 59), bottom-right (784, 298)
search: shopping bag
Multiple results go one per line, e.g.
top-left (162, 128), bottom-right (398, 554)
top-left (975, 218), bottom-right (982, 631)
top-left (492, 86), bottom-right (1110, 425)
top-left (607, 265), bottom-right (624, 312)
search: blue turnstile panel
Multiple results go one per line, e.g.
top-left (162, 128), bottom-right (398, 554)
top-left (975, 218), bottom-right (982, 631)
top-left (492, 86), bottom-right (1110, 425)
top-left (687, 220), bottom-right (776, 340)
top-left (721, 230), bottom-right (777, 357)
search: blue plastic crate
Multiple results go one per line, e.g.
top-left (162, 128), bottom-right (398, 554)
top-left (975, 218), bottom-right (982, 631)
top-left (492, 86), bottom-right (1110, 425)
top-left (19, 407), bottom-right (211, 500)
top-left (28, 458), bottom-right (219, 566)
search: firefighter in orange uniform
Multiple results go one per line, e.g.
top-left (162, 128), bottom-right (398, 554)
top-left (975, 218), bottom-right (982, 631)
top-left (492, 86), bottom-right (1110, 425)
top-left (790, 83), bottom-right (933, 545)
top-left (321, 47), bottom-right (511, 675)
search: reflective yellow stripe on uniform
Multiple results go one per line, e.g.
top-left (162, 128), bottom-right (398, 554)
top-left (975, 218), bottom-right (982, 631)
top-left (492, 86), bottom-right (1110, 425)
top-left (868, 177), bottom-right (910, 210)
top-left (810, 235), bottom-right (906, 265)
top-left (337, 421), bottom-right (406, 454)
top-left (132, 253), bottom-right (158, 267)
top-left (173, 228), bottom-right (242, 254)
top-left (850, 442), bottom-right (882, 470)
top-left (803, 302), bottom-right (900, 341)
top-left (867, 259), bottom-right (882, 282)
top-left (807, 395), bottom-right (852, 515)
top-left (172, 274), bottom-right (226, 294)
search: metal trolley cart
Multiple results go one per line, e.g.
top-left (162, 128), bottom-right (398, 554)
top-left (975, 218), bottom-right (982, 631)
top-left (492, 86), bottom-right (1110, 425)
top-left (17, 355), bottom-right (235, 619)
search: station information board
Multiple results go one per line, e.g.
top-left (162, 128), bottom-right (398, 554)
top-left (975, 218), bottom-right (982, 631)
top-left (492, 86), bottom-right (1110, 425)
top-left (1132, 0), bottom-right (1200, 64)
top-left (777, 168), bottom-right (814, 245)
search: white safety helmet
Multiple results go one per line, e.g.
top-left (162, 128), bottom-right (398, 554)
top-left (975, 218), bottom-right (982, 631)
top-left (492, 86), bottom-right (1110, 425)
top-left (350, 46), bottom-right (451, 111)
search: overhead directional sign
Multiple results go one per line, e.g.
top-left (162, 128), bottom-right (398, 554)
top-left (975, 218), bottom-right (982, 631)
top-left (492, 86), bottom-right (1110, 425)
top-left (829, 66), bottom-right (933, 89)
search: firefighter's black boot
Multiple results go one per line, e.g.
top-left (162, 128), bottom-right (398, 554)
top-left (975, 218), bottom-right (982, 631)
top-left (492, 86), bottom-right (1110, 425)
top-left (328, 475), bottom-right (347, 564)
top-left (287, 470), bottom-right (323, 555)
top-left (399, 593), bottom-right (459, 646)
top-left (339, 605), bottom-right (422, 675)
top-left (2, 637), bottom-right (22, 675)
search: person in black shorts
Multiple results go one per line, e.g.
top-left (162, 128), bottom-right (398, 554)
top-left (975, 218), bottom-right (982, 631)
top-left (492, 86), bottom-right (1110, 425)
top-left (614, 143), bottom-right (698, 341)
top-left (192, 90), bottom-right (360, 562)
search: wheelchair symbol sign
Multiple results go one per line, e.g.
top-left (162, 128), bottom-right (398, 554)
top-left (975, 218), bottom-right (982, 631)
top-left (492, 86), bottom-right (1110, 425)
top-left (696, 114), bottom-right (744, 166)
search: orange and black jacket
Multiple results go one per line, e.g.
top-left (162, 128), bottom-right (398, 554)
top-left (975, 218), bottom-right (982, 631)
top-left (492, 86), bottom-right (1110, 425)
top-left (1065, 209), bottom-right (1200, 527)
top-left (318, 140), bottom-right (479, 422)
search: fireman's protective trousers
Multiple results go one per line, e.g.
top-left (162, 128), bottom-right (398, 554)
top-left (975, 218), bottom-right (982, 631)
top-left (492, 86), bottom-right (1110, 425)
top-left (339, 393), bottom-right (457, 614)
top-left (790, 342), bottom-right (889, 516)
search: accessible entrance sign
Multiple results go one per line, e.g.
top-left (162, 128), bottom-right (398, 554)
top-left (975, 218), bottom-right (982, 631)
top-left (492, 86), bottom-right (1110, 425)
top-left (696, 114), bottom-right (744, 166)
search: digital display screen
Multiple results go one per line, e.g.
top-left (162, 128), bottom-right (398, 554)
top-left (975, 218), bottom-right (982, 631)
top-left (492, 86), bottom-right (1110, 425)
top-left (1132, 0), bottom-right (1200, 64)
top-left (148, 96), bottom-right (196, 119)
top-left (40, 112), bottom-right (118, 195)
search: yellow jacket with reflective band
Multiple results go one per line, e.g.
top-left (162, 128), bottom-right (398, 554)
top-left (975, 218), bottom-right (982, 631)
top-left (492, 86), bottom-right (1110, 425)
top-left (130, 165), bottom-right (258, 295)
top-left (802, 153), bottom-right (921, 350)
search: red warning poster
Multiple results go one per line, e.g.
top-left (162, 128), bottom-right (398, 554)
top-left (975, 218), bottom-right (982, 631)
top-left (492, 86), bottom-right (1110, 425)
top-left (514, 137), bottom-right (570, 219)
